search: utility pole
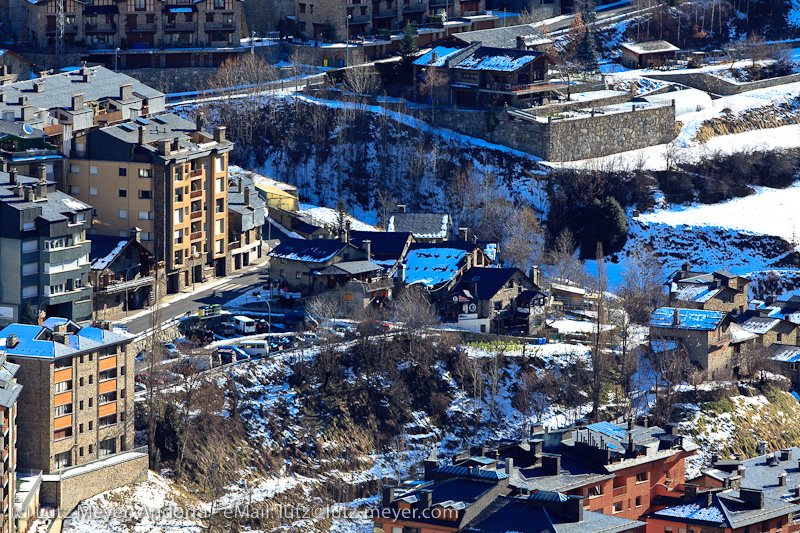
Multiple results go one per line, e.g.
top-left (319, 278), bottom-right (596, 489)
top-left (56, 0), bottom-right (65, 68)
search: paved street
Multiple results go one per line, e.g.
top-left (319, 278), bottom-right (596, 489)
top-left (121, 263), bottom-right (271, 334)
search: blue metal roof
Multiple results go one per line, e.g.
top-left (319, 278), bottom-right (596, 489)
top-left (530, 490), bottom-right (567, 502)
top-left (0, 319), bottom-right (131, 359)
top-left (586, 421), bottom-right (627, 439)
top-left (469, 456), bottom-right (496, 465)
top-left (435, 464), bottom-right (509, 480)
top-left (648, 307), bottom-right (726, 331)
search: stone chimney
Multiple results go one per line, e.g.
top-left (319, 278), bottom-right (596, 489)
top-left (779, 473), bottom-right (787, 487)
top-left (6, 334), bottom-right (18, 348)
top-left (82, 70), bottom-right (91, 83)
top-left (363, 239), bottom-right (371, 262)
top-left (757, 441), bottom-right (769, 456)
top-left (171, 137), bottom-right (180, 152)
top-left (542, 454), bottom-right (561, 476)
top-left (244, 187), bottom-right (251, 206)
top-left (517, 35), bottom-right (526, 49)
top-left (396, 204), bottom-right (406, 213)
top-left (684, 484), bottom-right (699, 501)
top-left (381, 486), bottom-right (395, 507)
top-left (673, 308), bottom-right (680, 325)
top-left (138, 126), bottom-right (146, 145)
top-left (781, 449), bottom-right (792, 462)
top-left (21, 105), bottom-right (33, 122)
top-left (9, 168), bottom-right (16, 185)
top-left (418, 489), bottom-right (432, 509)
top-left (72, 93), bottom-right (84, 111)
top-left (213, 126), bottom-right (226, 143)
top-left (740, 488), bottom-right (764, 509)
top-left (130, 226), bottom-right (141, 242)
top-left (459, 227), bottom-right (468, 241)
top-left (23, 186), bottom-right (35, 202)
top-left (37, 163), bottom-right (46, 181)
top-left (738, 465), bottom-right (746, 478)
top-left (0, 92), bottom-right (5, 103)
top-left (18, 95), bottom-right (26, 106)
top-left (2, 111), bottom-right (12, 122)
top-left (505, 457), bottom-right (514, 475)
top-left (120, 83), bottom-right (133, 100)
top-left (158, 140), bottom-right (170, 155)
top-left (34, 80), bottom-right (44, 93)
top-left (196, 112), bottom-right (205, 131)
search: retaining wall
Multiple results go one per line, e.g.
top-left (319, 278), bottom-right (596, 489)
top-left (645, 71), bottom-right (800, 95)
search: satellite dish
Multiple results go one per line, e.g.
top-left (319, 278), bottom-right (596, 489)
top-left (452, 295), bottom-right (458, 302)
top-left (468, 303), bottom-right (477, 313)
top-left (22, 124), bottom-right (33, 135)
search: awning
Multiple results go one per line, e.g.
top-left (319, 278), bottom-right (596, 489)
top-left (164, 5), bottom-right (197, 12)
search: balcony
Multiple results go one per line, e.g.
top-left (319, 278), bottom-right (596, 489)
top-left (85, 23), bottom-right (118, 34)
top-left (227, 240), bottom-right (239, 251)
top-left (164, 22), bottom-right (197, 32)
top-left (127, 22), bottom-right (157, 32)
top-left (43, 123), bottom-right (64, 136)
top-left (403, 2), bottom-right (426, 11)
top-left (190, 190), bottom-right (203, 199)
top-left (190, 168), bottom-right (203, 178)
top-left (613, 486), bottom-right (626, 497)
top-left (364, 278), bottom-right (394, 292)
top-left (94, 110), bottom-right (123, 125)
top-left (204, 22), bottom-right (235, 31)
top-left (96, 275), bottom-right (154, 294)
top-left (190, 211), bottom-right (203, 220)
top-left (349, 13), bottom-right (371, 23)
top-left (190, 232), bottom-right (203, 241)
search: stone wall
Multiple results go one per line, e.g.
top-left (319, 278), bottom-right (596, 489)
top-left (645, 70), bottom-right (800, 95)
top-left (431, 103), bottom-right (677, 161)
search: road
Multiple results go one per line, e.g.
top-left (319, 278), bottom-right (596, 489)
top-left (540, 1), bottom-right (635, 33)
top-left (123, 264), bottom-right (271, 334)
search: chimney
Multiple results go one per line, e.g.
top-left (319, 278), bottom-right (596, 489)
top-left (739, 488), bottom-right (764, 509)
top-left (2, 111), bottom-right (13, 122)
top-left (418, 489), bottom-right (432, 509)
top-left (244, 187), bottom-right (251, 206)
top-left (9, 168), bottom-right (17, 185)
top-left (72, 93), bottom-right (84, 111)
top-left (130, 226), bottom-right (141, 242)
top-left (705, 491), bottom-right (714, 507)
top-left (779, 473), bottom-right (787, 487)
top-left (213, 126), bottom-right (226, 143)
top-left (430, 51), bottom-right (438, 63)
top-left (171, 137), bottom-right (180, 152)
top-left (766, 294), bottom-right (777, 305)
top-left (34, 80), bottom-right (44, 93)
top-left (396, 204), bottom-right (406, 213)
top-left (423, 456), bottom-right (439, 481)
top-left (505, 457), bottom-right (514, 475)
top-left (398, 263), bottom-right (406, 283)
top-left (516, 35), bottom-right (526, 49)
top-left (673, 308), bottom-right (680, 325)
top-left (37, 163), bottom-right (46, 181)
top-left (21, 105), bottom-right (33, 122)
top-left (196, 112), bottom-right (205, 131)
top-left (781, 449), bottom-right (792, 462)
top-left (0, 161), bottom-right (5, 172)
top-left (18, 95), bottom-right (26, 106)
top-left (6, 334), bottom-right (18, 348)
top-left (666, 423), bottom-right (679, 435)
top-left (23, 186), bottom-right (35, 202)
top-left (36, 178), bottom-right (47, 199)
top-left (138, 126), bottom-right (146, 145)
top-left (628, 418), bottom-right (635, 431)
top-left (738, 465), bottom-right (746, 478)
top-left (795, 485), bottom-right (800, 498)
top-left (82, 71), bottom-right (91, 83)
top-left (158, 140), bottom-right (170, 155)
top-left (684, 484), bottom-right (699, 501)
top-left (363, 239), bottom-right (371, 262)
top-left (757, 441), bottom-right (769, 456)
top-left (382, 487), bottom-right (395, 507)
top-left (38, 70), bottom-right (48, 78)
top-left (345, 220), bottom-right (351, 243)
top-left (542, 454), bottom-right (561, 476)
top-left (120, 83), bottom-right (133, 100)
top-left (459, 227), bottom-right (468, 241)
top-left (0, 92), bottom-right (5, 102)
top-left (565, 496), bottom-right (583, 523)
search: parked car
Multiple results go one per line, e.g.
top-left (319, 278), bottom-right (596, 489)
top-left (162, 342), bottom-right (181, 359)
top-left (256, 320), bottom-right (272, 334)
top-left (217, 322), bottom-right (235, 337)
top-left (135, 350), bottom-right (151, 363)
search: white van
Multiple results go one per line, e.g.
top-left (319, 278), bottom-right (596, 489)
top-left (239, 340), bottom-right (269, 358)
top-left (233, 315), bottom-right (256, 335)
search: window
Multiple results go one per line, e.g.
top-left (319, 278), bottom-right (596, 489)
top-left (635, 496), bottom-right (642, 507)
top-left (79, 377), bottom-right (84, 387)
top-left (141, 232), bottom-right (153, 241)
top-left (175, 208), bottom-right (183, 223)
top-left (54, 404), bottom-right (73, 417)
top-left (119, 168), bottom-right (127, 176)
top-left (54, 450), bottom-right (72, 469)
top-left (79, 423), bottom-right (84, 433)
top-left (99, 437), bottom-right (116, 457)
top-left (344, 292), bottom-right (354, 302)
top-left (612, 501), bottom-right (623, 513)
top-left (68, 185), bottom-right (80, 194)
top-left (22, 221), bottom-right (35, 231)
top-left (89, 186), bottom-right (98, 196)
top-left (54, 357), bottom-right (72, 370)
top-left (138, 168), bottom-right (152, 178)
top-left (99, 391), bottom-right (116, 404)
top-left (88, 398), bottom-right (93, 408)
top-left (206, 12), bottom-right (214, 21)
top-left (174, 189), bottom-right (183, 203)
top-left (139, 190), bottom-right (152, 200)
top-left (215, 156), bottom-right (224, 172)
top-left (89, 374), bottom-right (93, 384)
top-left (79, 447), bottom-right (84, 457)
top-left (299, 3), bottom-right (305, 12)
top-left (88, 421), bottom-right (93, 430)
top-left (216, 218), bottom-right (224, 235)
top-left (138, 211), bottom-right (152, 220)
top-left (216, 239), bottom-right (224, 254)
top-left (175, 230), bottom-right (183, 245)
top-left (588, 485), bottom-right (603, 498)
top-left (99, 414), bottom-right (117, 428)
top-left (777, 332), bottom-right (783, 341)
top-left (22, 263), bottom-right (38, 276)
top-left (636, 471), bottom-right (648, 483)
top-left (22, 240), bottom-right (38, 253)
top-left (216, 177), bottom-right (224, 193)
top-left (88, 445), bottom-right (93, 454)
top-left (214, 0), bottom-right (224, 8)
top-left (119, 189), bottom-right (127, 198)
top-left (70, 164), bottom-right (80, 174)
top-left (135, 0), bottom-right (145, 9)
top-left (90, 165), bottom-right (98, 174)
top-left (119, 230), bottom-right (127, 237)
top-left (119, 209), bottom-right (127, 219)
top-left (216, 199), bottom-right (224, 213)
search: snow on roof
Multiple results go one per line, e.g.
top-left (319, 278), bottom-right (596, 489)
top-left (648, 307), bottom-right (726, 331)
top-left (412, 46), bottom-right (464, 67)
top-left (61, 196), bottom-right (90, 211)
top-left (550, 283), bottom-right (586, 295)
top-left (652, 502), bottom-right (724, 523)
top-left (455, 50), bottom-right (537, 72)
top-left (91, 239), bottom-right (127, 271)
top-left (297, 203), bottom-right (376, 232)
top-left (740, 316), bottom-right (781, 335)
top-left (772, 345), bottom-right (800, 363)
top-left (621, 40), bottom-right (680, 55)
top-left (672, 283), bottom-right (722, 303)
top-left (729, 323), bottom-right (758, 343)
top-left (404, 247), bottom-right (466, 287)
top-left (268, 238), bottom-right (348, 263)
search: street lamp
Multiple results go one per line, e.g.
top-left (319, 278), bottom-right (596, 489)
top-left (114, 47), bottom-right (121, 70)
top-left (345, 14), bottom-right (351, 67)
top-left (122, 264), bottom-right (140, 318)
top-left (251, 31), bottom-right (256, 56)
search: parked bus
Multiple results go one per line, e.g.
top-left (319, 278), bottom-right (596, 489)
top-left (239, 340), bottom-right (269, 358)
top-left (233, 315), bottom-right (256, 335)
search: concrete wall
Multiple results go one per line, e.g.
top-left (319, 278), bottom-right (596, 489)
top-left (432, 103), bottom-right (677, 161)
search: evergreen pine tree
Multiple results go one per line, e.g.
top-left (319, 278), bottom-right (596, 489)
top-left (576, 26), bottom-right (599, 72)
top-left (398, 22), bottom-right (419, 64)
top-left (336, 197), bottom-right (349, 235)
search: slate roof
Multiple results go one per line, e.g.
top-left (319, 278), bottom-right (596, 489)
top-left (453, 267), bottom-right (530, 300)
top-left (740, 316), bottom-right (781, 335)
top-left (413, 46), bottom-right (465, 67)
top-left (648, 307), bottom-right (727, 331)
top-left (348, 230), bottom-right (412, 261)
top-left (403, 246), bottom-right (467, 287)
top-left (701, 447), bottom-right (800, 502)
top-left (228, 176), bottom-right (266, 233)
top-left (0, 66), bottom-right (162, 119)
top-left (771, 344), bottom-right (800, 363)
top-left (0, 170), bottom-right (91, 222)
top-left (0, 318), bottom-right (131, 359)
top-left (268, 238), bottom-right (350, 264)
top-left (453, 23), bottom-right (552, 49)
top-left (621, 40), bottom-right (680, 55)
top-left (435, 464), bottom-right (509, 481)
top-left (0, 120), bottom-right (47, 140)
top-left (455, 46), bottom-right (549, 72)
top-left (0, 352), bottom-right (21, 409)
top-left (651, 491), bottom-right (800, 529)
top-left (387, 212), bottom-right (451, 239)
top-left (317, 260), bottom-right (383, 276)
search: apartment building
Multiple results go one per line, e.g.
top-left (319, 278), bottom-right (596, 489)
top-left (227, 175), bottom-right (265, 272)
top-left (0, 348), bottom-right (23, 533)
top-left (0, 164), bottom-right (93, 326)
top-left (1, 318), bottom-right (134, 474)
top-left (0, 66), bottom-right (165, 189)
top-left (295, 0), bottom-right (486, 41)
top-left (66, 113), bottom-right (234, 293)
top-left (24, 0), bottom-right (246, 68)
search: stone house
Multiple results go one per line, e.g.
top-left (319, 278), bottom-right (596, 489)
top-left (666, 265), bottom-right (749, 315)
top-left (0, 50), bottom-right (35, 82)
top-left (647, 307), bottom-right (740, 379)
top-left (387, 206), bottom-right (452, 243)
top-left (348, 229), bottom-right (413, 276)
top-left (620, 40), bottom-right (679, 69)
top-left (443, 266), bottom-right (542, 334)
top-left (412, 42), bottom-right (564, 108)
top-left (402, 241), bottom-right (490, 296)
top-left (443, 23), bottom-right (552, 51)
top-left (88, 230), bottom-right (157, 319)
top-left (267, 237), bottom-right (365, 293)
top-left (739, 316), bottom-right (799, 348)
top-left (315, 260), bottom-right (393, 308)
top-left (549, 282), bottom-right (587, 311)
top-left (0, 346), bottom-right (23, 533)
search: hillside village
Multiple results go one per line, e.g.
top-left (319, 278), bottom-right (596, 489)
top-left (0, 0), bottom-right (800, 530)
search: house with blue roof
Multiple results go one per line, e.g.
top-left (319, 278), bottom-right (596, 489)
top-left (0, 317), bottom-right (146, 514)
top-left (412, 42), bottom-right (565, 109)
top-left (647, 307), bottom-right (755, 379)
top-left (666, 263), bottom-right (750, 315)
